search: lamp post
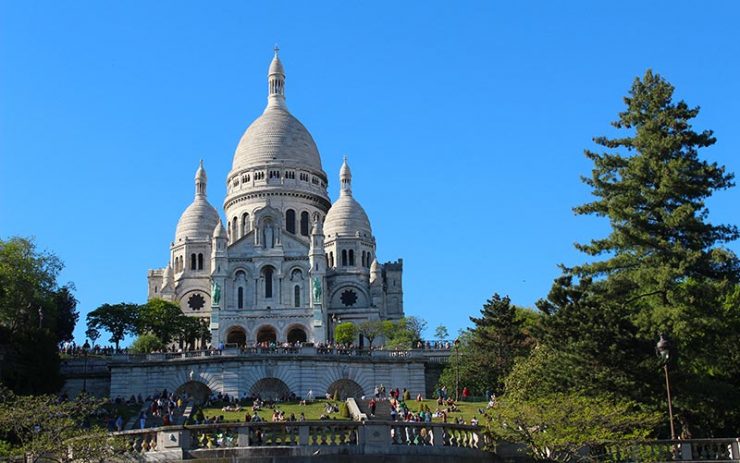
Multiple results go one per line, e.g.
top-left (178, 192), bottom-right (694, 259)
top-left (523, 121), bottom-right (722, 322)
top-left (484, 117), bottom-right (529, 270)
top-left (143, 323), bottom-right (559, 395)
top-left (656, 333), bottom-right (676, 440)
top-left (330, 314), bottom-right (340, 344)
top-left (81, 340), bottom-right (90, 394)
top-left (454, 338), bottom-right (461, 401)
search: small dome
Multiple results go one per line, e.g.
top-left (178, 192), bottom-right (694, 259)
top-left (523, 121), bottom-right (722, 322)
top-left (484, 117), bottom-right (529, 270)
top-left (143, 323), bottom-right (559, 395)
top-left (269, 54), bottom-right (285, 76)
top-left (213, 220), bottom-right (227, 239)
top-left (232, 107), bottom-right (323, 172)
top-left (175, 198), bottom-right (220, 242)
top-left (324, 194), bottom-right (372, 239)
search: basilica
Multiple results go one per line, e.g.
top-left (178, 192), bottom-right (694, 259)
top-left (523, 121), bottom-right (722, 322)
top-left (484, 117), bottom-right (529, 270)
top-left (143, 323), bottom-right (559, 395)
top-left (146, 50), bottom-right (404, 348)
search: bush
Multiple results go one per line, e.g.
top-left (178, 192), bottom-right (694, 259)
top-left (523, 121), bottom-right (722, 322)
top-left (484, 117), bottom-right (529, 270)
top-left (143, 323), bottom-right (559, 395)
top-left (403, 390), bottom-right (411, 401)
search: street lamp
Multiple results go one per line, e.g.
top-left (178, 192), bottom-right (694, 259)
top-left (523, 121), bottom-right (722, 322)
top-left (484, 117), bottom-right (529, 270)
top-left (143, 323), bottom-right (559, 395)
top-left (81, 340), bottom-right (90, 395)
top-left (656, 333), bottom-right (676, 440)
top-left (454, 338), bottom-right (461, 402)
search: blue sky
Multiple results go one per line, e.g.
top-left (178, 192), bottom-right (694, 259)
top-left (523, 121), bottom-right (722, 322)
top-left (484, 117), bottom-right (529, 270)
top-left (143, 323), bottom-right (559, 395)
top-left (2, 1), bottom-right (739, 344)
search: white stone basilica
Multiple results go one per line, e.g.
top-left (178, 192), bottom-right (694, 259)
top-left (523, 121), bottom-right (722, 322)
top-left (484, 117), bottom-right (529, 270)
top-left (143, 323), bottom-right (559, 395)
top-left (147, 50), bottom-right (404, 348)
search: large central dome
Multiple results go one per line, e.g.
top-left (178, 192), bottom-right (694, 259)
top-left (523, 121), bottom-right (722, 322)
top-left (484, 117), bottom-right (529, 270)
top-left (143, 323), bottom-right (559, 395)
top-left (232, 106), bottom-right (323, 172)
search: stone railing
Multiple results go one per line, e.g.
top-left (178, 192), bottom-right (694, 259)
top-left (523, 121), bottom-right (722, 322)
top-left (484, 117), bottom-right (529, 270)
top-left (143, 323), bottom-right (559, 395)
top-left (112, 420), bottom-right (488, 461)
top-left (109, 346), bottom-right (452, 363)
top-left (345, 398), bottom-right (367, 422)
top-left (601, 438), bottom-right (740, 462)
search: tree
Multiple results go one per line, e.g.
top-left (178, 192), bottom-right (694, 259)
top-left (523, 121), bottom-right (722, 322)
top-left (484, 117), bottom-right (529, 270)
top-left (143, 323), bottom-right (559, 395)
top-left (486, 392), bottom-right (660, 463)
top-left (434, 324), bottom-right (449, 341)
top-left (356, 320), bottom-right (383, 349)
top-left (0, 237), bottom-right (76, 393)
top-left (333, 322), bottom-right (357, 345)
top-left (538, 70), bottom-right (740, 436)
top-left (381, 316), bottom-right (428, 349)
top-left (137, 298), bottom-right (183, 344)
top-left (0, 386), bottom-right (126, 462)
top-left (86, 303), bottom-right (139, 350)
top-left (84, 327), bottom-right (100, 347)
top-left (439, 294), bottom-right (532, 396)
top-left (130, 333), bottom-right (164, 354)
top-left (177, 316), bottom-right (210, 350)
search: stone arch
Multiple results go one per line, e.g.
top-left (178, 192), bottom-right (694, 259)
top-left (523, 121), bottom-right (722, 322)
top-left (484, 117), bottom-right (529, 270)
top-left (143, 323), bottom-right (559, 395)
top-left (226, 326), bottom-right (247, 346)
top-left (256, 324), bottom-right (277, 344)
top-left (327, 379), bottom-right (364, 400)
top-left (175, 380), bottom-right (211, 405)
top-left (250, 378), bottom-right (291, 401)
top-left (286, 325), bottom-right (308, 344)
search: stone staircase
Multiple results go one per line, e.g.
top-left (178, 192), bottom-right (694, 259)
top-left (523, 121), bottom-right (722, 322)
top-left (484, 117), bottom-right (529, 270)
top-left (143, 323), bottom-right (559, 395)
top-left (356, 398), bottom-right (393, 420)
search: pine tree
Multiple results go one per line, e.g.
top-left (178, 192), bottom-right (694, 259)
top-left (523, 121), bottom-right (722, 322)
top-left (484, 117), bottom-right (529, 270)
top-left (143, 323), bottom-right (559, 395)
top-left (538, 70), bottom-right (740, 436)
top-left (468, 294), bottom-right (526, 393)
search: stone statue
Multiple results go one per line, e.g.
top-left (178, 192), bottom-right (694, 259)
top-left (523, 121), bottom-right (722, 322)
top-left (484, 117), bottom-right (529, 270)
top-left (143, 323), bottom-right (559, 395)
top-left (211, 281), bottom-right (221, 305)
top-left (312, 277), bottom-right (322, 302)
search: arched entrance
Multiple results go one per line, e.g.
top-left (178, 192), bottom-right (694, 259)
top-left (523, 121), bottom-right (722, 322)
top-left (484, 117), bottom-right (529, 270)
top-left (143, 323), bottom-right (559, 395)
top-left (256, 326), bottom-right (277, 344)
top-left (287, 326), bottom-right (307, 344)
top-left (175, 381), bottom-right (211, 405)
top-left (250, 378), bottom-right (291, 401)
top-left (226, 327), bottom-right (247, 347)
top-left (327, 379), bottom-right (364, 400)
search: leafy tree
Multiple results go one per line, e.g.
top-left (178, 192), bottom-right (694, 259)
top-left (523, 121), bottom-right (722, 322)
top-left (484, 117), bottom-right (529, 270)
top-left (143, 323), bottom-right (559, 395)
top-left (381, 316), bottom-right (428, 349)
top-left (0, 237), bottom-right (76, 393)
top-left (137, 298), bottom-right (183, 344)
top-left (486, 392), bottom-right (661, 463)
top-left (177, 316), bottom-right (211, 350)
top-left (356, 319), bottom-right (383, 349)
top-left (538, 70), bottom-right (740, 436)
top-left (86, 303), bottom-right (139, 350)
top-left (434, 324), bottom-right (449, 341)
top-left (84, 327), bottom-right (100, 347)
top-left (0, 386), bottom-right (126, 462)
top-left (334, 322), bottom-right (357, 345)
top-left (130, 333), bottom-right (164, 354)
top-left (51, 285), bottom-right (78, 344)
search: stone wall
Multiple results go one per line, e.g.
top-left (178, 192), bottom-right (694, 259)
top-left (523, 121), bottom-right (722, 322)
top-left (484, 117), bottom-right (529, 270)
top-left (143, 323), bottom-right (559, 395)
top-left (110, 354), bottom-right (427, 400)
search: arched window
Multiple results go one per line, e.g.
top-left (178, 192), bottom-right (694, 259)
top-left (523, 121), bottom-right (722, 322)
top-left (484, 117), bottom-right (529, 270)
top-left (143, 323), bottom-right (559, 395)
top-left (361, 251), bottom-right (366, 267)
top-left (197, 253), bottom-right (203, 270)
top-left (294, 285), bottom-right (301, 307)
top-left (264, 267), bottom-right (273, 298)
top-left (238, 287), bottom-right (244, 309)
top-left (286, 209), bottom-right (296, 234)
top-left (190, 254), bottom-right (196, 270)
top-left (300, 211), bottom-right (309, 236)
top-left (329, 252), bottom-right (334, 268)
top-left (232, 217), bottom-right (238, 242)
top-left (342, 250), bottom-right (347, 266)
top-left (241, 213), bottom-right (249, 237)
top-left (367, 252), bottom-right (372, 268)
top-left (349, 249), bottom-right (355, 266)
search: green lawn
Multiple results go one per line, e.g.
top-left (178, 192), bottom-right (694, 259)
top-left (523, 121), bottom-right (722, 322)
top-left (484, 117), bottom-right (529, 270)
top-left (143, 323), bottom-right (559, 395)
top-left (380, 399), bottom-right (490, 424)
top-left (199, 400), bottom-right (350, 423)
top-left (199, 399), bottom-right (489, 424)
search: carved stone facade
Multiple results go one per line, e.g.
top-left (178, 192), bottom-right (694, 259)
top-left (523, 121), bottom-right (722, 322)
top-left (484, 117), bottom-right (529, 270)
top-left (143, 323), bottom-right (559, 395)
top-left (147, 50), bottom-right (404, 347)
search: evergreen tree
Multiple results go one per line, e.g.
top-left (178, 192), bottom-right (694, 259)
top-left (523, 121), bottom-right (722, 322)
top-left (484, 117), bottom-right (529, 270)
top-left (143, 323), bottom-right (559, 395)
top-left (538, 70), bottom-right (740, 436)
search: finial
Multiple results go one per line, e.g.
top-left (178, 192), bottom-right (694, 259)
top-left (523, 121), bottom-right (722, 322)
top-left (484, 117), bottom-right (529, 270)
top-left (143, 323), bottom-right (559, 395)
top-left (199, 159), bottom-right (204, 168)
top-left (274, 44), bottom-right (280, 56)
top-left (343, 155), bottom-right (348, 163)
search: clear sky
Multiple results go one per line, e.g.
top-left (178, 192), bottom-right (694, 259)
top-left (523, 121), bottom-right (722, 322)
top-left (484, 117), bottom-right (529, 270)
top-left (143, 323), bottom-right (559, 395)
top-left (2, 1), bottom-right (739, 344)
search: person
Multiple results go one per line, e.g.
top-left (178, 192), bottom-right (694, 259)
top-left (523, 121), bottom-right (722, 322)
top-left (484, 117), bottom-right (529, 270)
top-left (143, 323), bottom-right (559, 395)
top-left (369, 398), bottom-right (377, 416)
top-left (462, 386), bottom-right (470, 401)
top-left (307, 389), bottom-right (314, 402)
top-left (115, 415), bottom-right (124, 431)
top-left (138, 412), bottom-right (146, 429)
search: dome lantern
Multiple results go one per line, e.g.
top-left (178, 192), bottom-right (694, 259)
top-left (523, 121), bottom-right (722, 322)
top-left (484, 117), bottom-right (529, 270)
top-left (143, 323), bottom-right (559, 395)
top-left (267, 45), bottom-right (286, 109)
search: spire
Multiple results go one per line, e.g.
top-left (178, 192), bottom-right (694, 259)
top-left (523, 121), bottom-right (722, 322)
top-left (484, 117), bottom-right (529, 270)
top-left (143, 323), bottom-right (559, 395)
top-left (267, 45), bottom-right (286, 109)
top-left (195, 160), bottom-right (207, 197)
top-left (339, 155), bottom-right (352, 196)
